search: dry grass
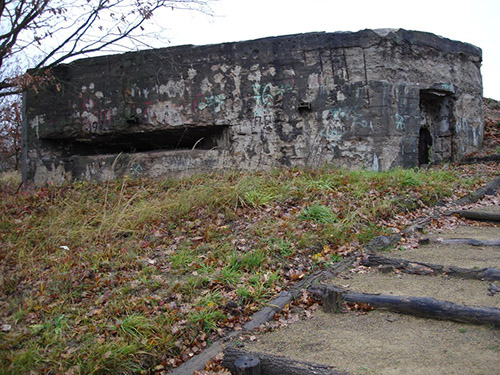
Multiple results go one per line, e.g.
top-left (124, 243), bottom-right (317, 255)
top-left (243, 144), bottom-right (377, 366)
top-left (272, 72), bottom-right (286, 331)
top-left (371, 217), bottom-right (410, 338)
top-left (0, 164), bottom-right (495, 374)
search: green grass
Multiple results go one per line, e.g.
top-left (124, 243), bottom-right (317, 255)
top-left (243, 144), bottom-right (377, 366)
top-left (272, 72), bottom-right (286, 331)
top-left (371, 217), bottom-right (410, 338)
top-left (217, 264), bottom-right (242, 287)
top-left (188, 308), bottom-right (226, 333)
top-left (299, 204), bottom-right (339, 224)
top-left (267, 237), bottom-right (295, 259)
top-left (0, 164), bottom-right (490, 374)
top-left (117, 314), bottom-right (155, 339)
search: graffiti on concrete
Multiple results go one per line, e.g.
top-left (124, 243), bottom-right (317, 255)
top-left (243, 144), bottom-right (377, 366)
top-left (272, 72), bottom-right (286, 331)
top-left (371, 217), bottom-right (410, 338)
top-left (198, 94), bottom-right (227, 112)
top-left (395, 114), bottom-right (405, 131)
top-left (23, 29), bottom-right (484, 185)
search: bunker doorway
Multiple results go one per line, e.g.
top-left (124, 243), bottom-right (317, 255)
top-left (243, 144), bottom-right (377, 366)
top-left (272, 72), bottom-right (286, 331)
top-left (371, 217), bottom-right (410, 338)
top-left (418, 127), bottom-right (432, 165)
top-left (418, 90), bottom-right (455, 165)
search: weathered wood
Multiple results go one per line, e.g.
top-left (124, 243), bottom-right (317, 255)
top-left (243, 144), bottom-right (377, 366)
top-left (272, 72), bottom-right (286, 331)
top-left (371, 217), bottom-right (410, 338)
top-left (447, 266), bottom-right (500, 281)
top-left (289, 253), bottom-right (358, 299)
top-left (402, 218), bottom-right (432, 236)
top-left (452, 210), bottom-right (500, 223)
top-left (362, 254), bottom-right (500, 281)
top-left (462, 154), bottom-right (500, 164)
top-left (361, 254), bottom-right (441, 275)
top-left (363, 234), bottom-right (401, 252)
top-left (171, 256), bottom-right (359, 373)
top-left (343, 293), bottom-right (500, 326)
top-left (169, 340), bottom-right (222, 375)
top-left (234, 355), bottom-right (262, 375)
top-left (309, 284), bottom-right (500, 327)
top-left (243, 291), bottom-right (293, 331)
top-left (223, 346), bottom-right (348, 375)
top-left (455, 176), bottom-right (500, 205)
top-left (419, 237), bottom-right (500, 246)
top-left (169, 333), bottom-right (236, 375)
top-left (322, 287), bottom-right (344, 313)
top-left (308, 285), bottom-right (348, 311)
top-left (488, 283), bottom-right (500, 295)
top-left (245, 255), bottom-right (359, 331)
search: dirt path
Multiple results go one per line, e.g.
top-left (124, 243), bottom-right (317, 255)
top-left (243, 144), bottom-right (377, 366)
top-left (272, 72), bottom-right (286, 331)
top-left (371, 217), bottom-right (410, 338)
top-left (246, 310), bottom-right (499, 375)
top-left (225, 196), bottom-right (500, 374)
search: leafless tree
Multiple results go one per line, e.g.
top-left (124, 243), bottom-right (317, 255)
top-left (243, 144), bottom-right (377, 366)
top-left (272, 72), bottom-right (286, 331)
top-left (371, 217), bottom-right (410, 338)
top-left (0, 0), bottom-right (214, 97)
top-left (0, 0), bottom-right (213, 170)
top-left (0, 97), bottom-right (22, 171)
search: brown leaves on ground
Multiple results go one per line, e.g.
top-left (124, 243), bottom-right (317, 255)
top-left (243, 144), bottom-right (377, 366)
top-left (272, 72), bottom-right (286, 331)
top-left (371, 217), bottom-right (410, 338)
top-left (0, 161), bottom-right (498, 374)
top-left (479, 98), bottom-right (500, 156)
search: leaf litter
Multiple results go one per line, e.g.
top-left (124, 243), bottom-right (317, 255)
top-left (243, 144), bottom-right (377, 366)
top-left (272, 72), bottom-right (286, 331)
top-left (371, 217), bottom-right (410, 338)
top-left (0, 159), bottom-right (498, 374)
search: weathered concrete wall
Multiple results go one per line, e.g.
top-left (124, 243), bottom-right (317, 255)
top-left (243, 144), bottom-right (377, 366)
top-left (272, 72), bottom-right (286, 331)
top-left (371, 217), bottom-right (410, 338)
top-left (23, 28), bottom-right (483, 184)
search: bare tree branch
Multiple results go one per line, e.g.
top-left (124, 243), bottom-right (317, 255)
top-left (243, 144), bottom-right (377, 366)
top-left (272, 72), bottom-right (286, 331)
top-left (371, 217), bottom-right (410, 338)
top-left (33, 0), bottom-right (106, 69)
top-left (0, 1), bottom-right (50, 67)
top-left (0, 89), bottom-right (23, 98)
top-left (0, 0), bottom-right (214, 171)
top-left (0, 0), bottom-right (214, 95)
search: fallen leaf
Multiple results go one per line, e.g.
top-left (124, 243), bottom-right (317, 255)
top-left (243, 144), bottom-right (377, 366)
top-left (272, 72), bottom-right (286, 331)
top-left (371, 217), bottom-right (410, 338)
top-left (1, 324), bottom-right (12, 332)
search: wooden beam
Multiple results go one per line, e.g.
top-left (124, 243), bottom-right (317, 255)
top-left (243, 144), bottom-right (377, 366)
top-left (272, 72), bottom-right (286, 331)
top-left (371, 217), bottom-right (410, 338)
top-left (309, 285), bottom-right (500, 326)
top-left (451, 210), bottom-right (500, 223)
top-left (243, 291), bottom-right (293, 331)
top-left (361, 254), bottom-right (500, 281)
top-left (419, 237), bottom-right (500, 246)
top-left (223, 346), bottom-right (348, 375)
top-left (455, 177), bottom-right (500, 205)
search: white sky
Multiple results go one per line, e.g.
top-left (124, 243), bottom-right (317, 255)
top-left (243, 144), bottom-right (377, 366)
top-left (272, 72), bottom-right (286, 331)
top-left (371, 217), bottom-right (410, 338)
top-left (158, 0), bottom-right (500, 100)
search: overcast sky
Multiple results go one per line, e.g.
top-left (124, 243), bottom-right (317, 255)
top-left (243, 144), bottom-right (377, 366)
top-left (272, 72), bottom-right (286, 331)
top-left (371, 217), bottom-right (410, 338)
top-left (159, 0), bottom-right (500, 100)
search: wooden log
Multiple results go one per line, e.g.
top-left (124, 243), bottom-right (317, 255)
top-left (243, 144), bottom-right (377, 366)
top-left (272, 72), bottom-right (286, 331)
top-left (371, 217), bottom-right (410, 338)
top-left (361, 254), bottom-right (443, 277)
top-left (309, 285), bottom-right (500, 327)
top-left (452, 210), bottom-right (500, 223)
top-left (234, 355), bottom-right (262, 375)
top-left (244, 255), bottom-right (360, 331)
top-left (243, 291), bottom-right (292, 331)
top-left (488, 283), bottom-right (500, 295)
top-left (418, 237), bottom-right (500, 246)
top-left (169, 333), bottom-right (237, 375)
top-left (362, 254), bottom-right (500, 281)
top-left (171, 291), bottom-right (293, 373)
top-left (223, 346), bottom-right (348, 375)
top-left (362, 254), bottom-right (441, 272)
top-left (447, 266), bottom-right (500, 281)
top-left (289, 253), bottom-right (358, 299)
top-left (363, 234), bottom-right (401, 252)
top-left (462, 154), bottom-right (500, 164)
top-left (455, 176), bottom-right (500, 205)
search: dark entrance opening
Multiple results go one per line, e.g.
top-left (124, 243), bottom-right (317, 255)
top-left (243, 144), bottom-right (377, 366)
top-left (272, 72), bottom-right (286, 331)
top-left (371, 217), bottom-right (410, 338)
top-left (42, 125), bottom-right (230, 157)
top-left (418, 127), bottom-right (432, 165)
top-left (419, 89), bottom-right (455, 165)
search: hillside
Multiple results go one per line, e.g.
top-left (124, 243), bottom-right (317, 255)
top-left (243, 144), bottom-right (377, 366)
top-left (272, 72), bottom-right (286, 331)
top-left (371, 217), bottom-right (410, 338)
top-left (0, 100), bottom-right (499, 374)
top-left (482, 97), bottom-right (500, 156)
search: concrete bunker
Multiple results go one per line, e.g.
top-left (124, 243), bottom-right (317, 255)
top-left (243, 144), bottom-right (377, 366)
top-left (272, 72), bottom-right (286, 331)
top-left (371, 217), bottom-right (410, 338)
top-left (22, 29), bottom-right (484, 185)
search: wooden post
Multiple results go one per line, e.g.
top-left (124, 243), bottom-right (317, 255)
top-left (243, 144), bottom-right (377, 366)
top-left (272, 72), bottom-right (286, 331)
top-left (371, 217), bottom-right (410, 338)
top-left (234, 355), bottom-right (262, 375)
top-left (323, 286), bottom-right (344, 313)
top-left (223, 347), bottom-right (347, 375)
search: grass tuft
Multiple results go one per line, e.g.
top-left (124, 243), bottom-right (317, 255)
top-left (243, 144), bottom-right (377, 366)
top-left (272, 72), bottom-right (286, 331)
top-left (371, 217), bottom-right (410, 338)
top-left (299, 204), bottom-right (338, 224)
